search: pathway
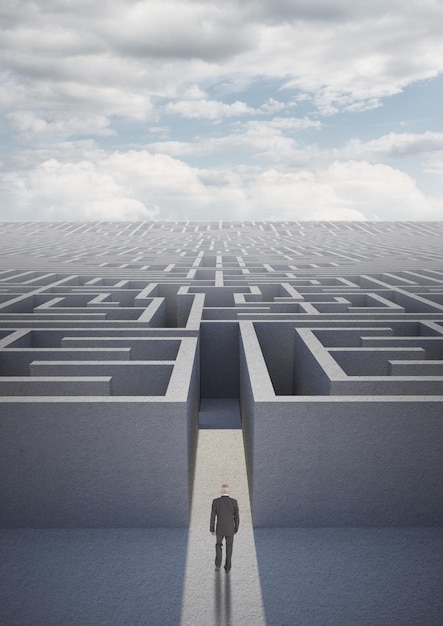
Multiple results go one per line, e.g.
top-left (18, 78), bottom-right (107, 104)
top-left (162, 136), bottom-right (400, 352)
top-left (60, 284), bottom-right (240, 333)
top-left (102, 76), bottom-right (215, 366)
top-left (180, 427), bottom-right (266, 626)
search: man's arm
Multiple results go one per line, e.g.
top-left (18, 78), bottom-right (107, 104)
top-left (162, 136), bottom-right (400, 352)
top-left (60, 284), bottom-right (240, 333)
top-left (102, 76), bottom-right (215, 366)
top-left (210, 499), bottom-right (217, 534)
top-left (233, 499), bottom-right (239, 533)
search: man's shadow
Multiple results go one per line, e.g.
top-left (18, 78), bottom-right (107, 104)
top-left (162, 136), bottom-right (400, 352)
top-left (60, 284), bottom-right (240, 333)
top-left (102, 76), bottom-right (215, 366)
top-left (214, 572), bottom-right (232, 626)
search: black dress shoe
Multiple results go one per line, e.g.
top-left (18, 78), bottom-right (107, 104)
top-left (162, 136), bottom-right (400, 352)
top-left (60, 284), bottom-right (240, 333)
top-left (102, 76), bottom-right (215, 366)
top-left (224, 568), bottom-right (231, 573)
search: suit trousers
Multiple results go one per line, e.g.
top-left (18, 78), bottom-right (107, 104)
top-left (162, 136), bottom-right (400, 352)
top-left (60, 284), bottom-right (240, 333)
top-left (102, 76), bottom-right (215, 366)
top-left (215, 534), bottom-right (234, 570)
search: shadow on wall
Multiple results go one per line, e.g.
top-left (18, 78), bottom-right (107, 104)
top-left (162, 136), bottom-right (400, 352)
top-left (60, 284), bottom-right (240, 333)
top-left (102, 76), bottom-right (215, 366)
top-left (253, 322), bottom-right (296, 395)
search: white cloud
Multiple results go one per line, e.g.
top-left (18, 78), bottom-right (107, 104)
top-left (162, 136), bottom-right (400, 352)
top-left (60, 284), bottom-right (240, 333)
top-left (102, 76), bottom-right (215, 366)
top-left (2, 0), bottom-right (443, 118)
top-left (181, 85), bottom-right (208, 100)
top-left (213, 118), bottom-right (320, 162)
top-left (341, 132), bottom-right (443, 161)
top-left (322, 160), bottom-right (441, 220)
top-left (2, 146), bottom-right (441, 222)
top-left (166, 97), bottom-right (298, 121)
top-left (234, 4), bottom-right (443, 114)
top-left (0, 155), bottom-right (156, 221)
top-left (6, 111), bottom-right (114, 141)
top-left (239, 160), bottom-right (442, 221)
top-left (0, 149), bottom-right (240, 221)
top-left (259, 98), bottom-right (288, 114)
top-left (166, 99), bottom-right (255, 120)
top-left (262, 117), bottom-right (321, 131)
top-left (423, 152), bottom-right (443, 177)
top-left (99, 1), bottom-right (256, 61)
top-left (147, 117), bottom-right (320, 160)
top-left (1, 1), bottom-right (443, 222)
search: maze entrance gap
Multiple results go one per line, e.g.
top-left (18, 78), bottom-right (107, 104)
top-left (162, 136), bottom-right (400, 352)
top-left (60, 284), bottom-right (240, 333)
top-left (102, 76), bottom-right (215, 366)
top-left (199, 321), bottom-right (241, 428)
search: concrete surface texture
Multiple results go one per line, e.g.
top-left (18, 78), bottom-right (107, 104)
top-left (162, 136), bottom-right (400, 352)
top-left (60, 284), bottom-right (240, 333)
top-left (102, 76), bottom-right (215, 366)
top-left (254, 527), bottom-right (443, 626)
top-left (0, 528), bottom-right (188, 626)
top-left (1, 527), bottom-right (442, 625)
top-left (1, 221), bottom-right (443, 624)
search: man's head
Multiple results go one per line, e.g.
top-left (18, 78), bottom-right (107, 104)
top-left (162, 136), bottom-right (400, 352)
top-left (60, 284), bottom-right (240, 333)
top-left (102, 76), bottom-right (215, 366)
top-left (221, 484), bottom-right (230, 495)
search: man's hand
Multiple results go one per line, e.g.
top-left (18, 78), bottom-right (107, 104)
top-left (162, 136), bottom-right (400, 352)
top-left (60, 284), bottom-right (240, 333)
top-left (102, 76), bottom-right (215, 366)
top-left (211, 532), bottom-right (216, 536)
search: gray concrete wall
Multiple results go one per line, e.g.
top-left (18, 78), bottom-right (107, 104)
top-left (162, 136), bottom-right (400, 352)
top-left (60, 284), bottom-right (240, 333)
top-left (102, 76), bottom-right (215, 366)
top-left (2, 221), bottom-right (443, 530)
top-left (0, 337), bottom-right (200, 528)
top-left (248, 398), bottom-right (443, 527)
top-left (29, 361), bottom-right (173, 395)
top-left (293, 329), bottom-right (339, 395)
top-left (0, 376), bottom-right (112, 396)
top-left (0, 399), bottom-right (191, 527)
top-left (60, 337), bottom-right (181, 360)
top-left (240, 320), bottom-right (443, 527)
top-left (0, 348), bottom-right (131, 375)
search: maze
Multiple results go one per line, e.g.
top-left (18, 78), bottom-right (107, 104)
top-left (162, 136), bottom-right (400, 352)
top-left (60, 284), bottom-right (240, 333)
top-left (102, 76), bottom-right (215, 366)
top-left (0, 221), bottom-right (442, 527)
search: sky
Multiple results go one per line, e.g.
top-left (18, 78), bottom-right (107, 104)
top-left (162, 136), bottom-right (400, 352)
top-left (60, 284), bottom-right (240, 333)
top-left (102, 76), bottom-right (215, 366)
top-left (1, 0), bottom-right (443, 222)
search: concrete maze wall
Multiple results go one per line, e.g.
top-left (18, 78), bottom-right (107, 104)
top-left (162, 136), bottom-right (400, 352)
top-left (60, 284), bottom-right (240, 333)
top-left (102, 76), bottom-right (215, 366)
top-left (0, 221), bottom-right (442, 527)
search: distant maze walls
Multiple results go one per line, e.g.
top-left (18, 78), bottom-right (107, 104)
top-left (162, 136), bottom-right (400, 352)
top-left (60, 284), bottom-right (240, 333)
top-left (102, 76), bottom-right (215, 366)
top-left (0, 221), bottom-right (442, 527)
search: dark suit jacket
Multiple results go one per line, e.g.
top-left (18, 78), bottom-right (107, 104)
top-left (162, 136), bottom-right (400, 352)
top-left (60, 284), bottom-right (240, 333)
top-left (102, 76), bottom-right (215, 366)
top-left (210, 495), bottom-right (239, 536)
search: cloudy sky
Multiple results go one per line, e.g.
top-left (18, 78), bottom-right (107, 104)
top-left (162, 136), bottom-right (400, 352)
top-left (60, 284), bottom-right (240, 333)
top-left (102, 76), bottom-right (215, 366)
top-left (1, 0), bottom-right (443, 222)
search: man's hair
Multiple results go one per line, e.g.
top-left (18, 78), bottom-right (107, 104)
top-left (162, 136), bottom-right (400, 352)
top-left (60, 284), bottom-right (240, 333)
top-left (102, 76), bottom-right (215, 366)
top-left (221, 484), bottom-right (230, 494)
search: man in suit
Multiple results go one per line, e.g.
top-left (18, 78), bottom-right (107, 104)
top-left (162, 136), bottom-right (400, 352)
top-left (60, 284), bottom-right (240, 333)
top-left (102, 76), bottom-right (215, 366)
top-left (210, 484), bottom-right (239, 573)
